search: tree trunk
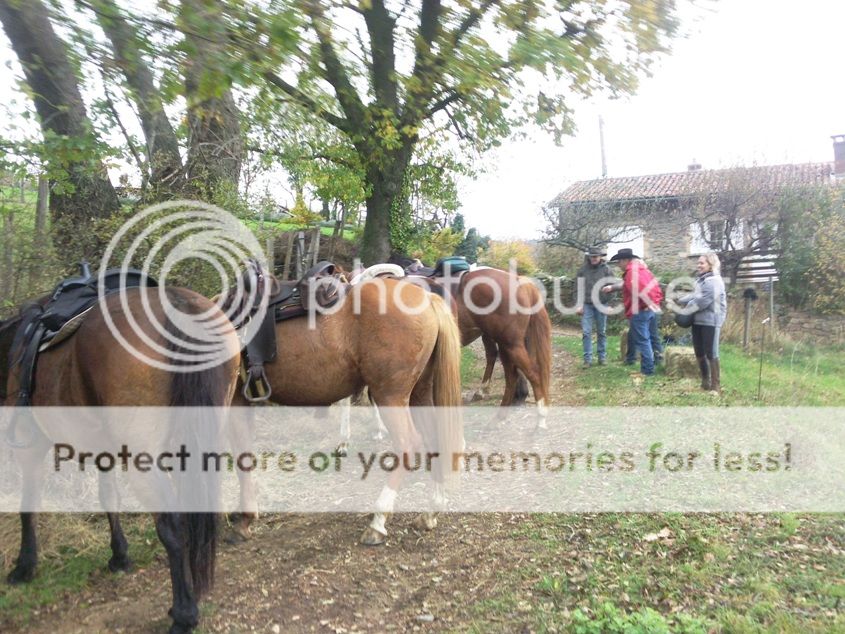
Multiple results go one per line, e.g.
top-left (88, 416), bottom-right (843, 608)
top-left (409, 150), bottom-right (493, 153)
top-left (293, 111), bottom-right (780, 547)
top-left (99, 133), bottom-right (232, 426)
top-left (359, 144), bottom-right (413, 265)
top-left (0, 0), bottom-right (119, 236)
top-left (91, 0), bottom-right (184, 193)
top-left (181, 0), bottom-right (243, 200)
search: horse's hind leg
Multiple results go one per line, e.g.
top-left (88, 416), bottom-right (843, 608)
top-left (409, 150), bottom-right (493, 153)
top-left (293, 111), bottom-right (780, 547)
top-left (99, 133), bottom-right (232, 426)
top-left (497, 349), bottom-right (520, 411)
top-left (358, 397), bottom-right (420, 546)
top-left (99, 470), bottom-right (133, 572)
top-left (155, 513), bottom-right (199, 633)
top-left (7, 437), bottom-right (49, 584)
top-left (336, 396), bottom-right (352, 457)
top-left (476, 334), bottom-right (498, 399)
top-left (227, 409), bottom-right (258, 542)
top-left (514, 371), bottom-right (530, 405)
top-left (408, 375), bottom-right (441, 534)
top-left (502, 344), bottom-right (548, 429)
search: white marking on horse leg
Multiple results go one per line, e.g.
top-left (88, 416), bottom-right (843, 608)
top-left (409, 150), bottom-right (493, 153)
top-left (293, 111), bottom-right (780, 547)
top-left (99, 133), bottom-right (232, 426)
top-left (480, 379), bottom-right (492, 396)
top-left (433, 482), bottom-right (448, 511)
top-left (373, 403), bottom-right (387, 440)
top-left (339, 397), bottom-right (351, 441)
top-left (369, 485), bottom-right (397, 536)
top-left (335, 397), bottom-right (352, 456)
top-left (536, 397), bottom-right (548, 430)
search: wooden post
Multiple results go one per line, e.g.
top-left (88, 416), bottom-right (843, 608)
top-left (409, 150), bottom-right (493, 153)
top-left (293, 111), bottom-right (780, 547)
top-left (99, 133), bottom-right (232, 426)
top-left (769, 277), bottom-right (775, 335)
top-left (743, 295), bottom-right (752, 350)
top-left (282, 231), bottom-right (295, 280)
top-left (312, 227), bottom-right (321, 265)
top-left (295, 231), bottom-right (306, 279)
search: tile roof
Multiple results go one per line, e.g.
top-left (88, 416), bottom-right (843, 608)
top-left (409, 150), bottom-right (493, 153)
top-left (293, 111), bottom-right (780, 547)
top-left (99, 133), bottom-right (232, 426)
top-left (551, 162), bottom-right (834, 205)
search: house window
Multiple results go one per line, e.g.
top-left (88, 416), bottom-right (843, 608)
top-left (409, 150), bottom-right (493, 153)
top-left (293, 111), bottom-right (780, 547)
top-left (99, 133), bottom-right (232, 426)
top-left (688, 219), bottom-right (744, 254)
top-left (707, 221), bottom-right (724, 249)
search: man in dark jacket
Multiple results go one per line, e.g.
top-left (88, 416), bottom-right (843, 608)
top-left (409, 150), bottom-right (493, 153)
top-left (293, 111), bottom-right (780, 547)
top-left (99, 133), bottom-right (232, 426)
top-left (576, 245), bottom-right (615, 368)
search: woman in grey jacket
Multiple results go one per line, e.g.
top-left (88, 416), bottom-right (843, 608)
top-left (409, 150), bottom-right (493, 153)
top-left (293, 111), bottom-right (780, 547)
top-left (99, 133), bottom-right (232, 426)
top-left (679, 252), bottom-right (727, 392)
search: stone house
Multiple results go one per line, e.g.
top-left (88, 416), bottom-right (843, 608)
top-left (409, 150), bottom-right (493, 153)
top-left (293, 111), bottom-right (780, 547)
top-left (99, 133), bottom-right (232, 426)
top-left (548, 136), bottom-right (845, 284)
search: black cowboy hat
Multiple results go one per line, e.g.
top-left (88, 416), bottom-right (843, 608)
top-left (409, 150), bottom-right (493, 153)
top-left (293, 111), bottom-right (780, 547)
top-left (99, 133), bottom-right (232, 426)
top-left (585, 245), bottom-right (607, 257)
top-left (608, 248), bottom-right (641, 262)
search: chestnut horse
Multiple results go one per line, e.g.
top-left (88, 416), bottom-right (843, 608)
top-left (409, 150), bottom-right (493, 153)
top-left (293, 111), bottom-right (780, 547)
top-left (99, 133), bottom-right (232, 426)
top-left (2, 288), bottom-right (240, 634)
top-left (228, 275), bottom-right (463, 546)
top-left (454, 268), bottom-right (551, 425)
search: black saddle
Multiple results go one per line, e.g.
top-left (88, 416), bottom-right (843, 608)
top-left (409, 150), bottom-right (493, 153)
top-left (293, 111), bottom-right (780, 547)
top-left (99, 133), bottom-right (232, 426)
top-left (10, 264), bottom-right (157, 401)
top-left (7, 264), bottom-right (157, 447)
top-left (235, 260), bottom-right (347, 402)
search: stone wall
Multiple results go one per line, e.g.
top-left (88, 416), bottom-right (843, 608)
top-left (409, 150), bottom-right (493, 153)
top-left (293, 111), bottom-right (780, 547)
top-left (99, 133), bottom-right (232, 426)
top-left (778, 310), bottom-right (845, 345)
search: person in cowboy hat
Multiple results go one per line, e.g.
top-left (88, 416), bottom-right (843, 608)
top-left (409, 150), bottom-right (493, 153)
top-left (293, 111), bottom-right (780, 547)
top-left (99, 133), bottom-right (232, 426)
top-left (575, 245), bottom-right (615, 368)
top-left (602, 248), bottom-right (664, 376)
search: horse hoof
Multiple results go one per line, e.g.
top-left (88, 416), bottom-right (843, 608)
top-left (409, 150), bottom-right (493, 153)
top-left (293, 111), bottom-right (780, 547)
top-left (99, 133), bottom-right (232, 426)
top-left (360, 527), bottom-right (386, 546)
top-left (471, 390), bottom-right (484, 402)
top-left (108, 555), bottom-right (133, 574)
top-left (334, 443), bottom-right (348, 458)
top-left (7, 565), bottom-right (35, 584)
top-left (412, 514), bottom-right (438, 532)
top-left (224, 525), bottom-right (251, 545)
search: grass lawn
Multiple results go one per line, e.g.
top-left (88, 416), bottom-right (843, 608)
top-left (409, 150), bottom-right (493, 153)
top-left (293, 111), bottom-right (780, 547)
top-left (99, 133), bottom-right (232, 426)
top-left (556, 335), bottom-right (845, 406)
top-left (466, 512), bottom-right (845, 633)
top-left (240, 217), bottom-right (357, 241)
top-left (0, 515), bottom-right (161, 626)
top-left (461, 335), bottom-right (845, 633)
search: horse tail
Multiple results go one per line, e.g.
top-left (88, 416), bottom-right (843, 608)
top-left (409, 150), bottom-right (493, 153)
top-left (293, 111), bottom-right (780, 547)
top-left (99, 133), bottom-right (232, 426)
top-left (428, 294), bottom-right (464, 485)
top-left (525, 288), bottom-right (552, 406)
top-left (163, 288), bottom-right (231, 598)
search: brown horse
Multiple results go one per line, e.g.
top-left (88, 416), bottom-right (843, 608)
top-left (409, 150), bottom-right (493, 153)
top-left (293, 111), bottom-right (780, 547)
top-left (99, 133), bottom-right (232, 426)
top-left (2, 288), bottom-right (240, 634)
top-left (443, 267), bottom-right (551, 426)
top-left (228, 275), bottom-right (464, 546)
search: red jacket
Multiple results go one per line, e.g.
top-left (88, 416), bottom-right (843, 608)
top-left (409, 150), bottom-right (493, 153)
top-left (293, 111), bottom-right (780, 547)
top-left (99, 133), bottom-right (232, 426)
top-left (621, 260), bottom-right (663, 318)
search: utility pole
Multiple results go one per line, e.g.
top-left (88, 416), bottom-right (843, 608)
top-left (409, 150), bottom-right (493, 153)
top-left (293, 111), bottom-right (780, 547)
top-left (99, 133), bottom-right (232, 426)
top-left (599, 115), bottom-right (608, 178)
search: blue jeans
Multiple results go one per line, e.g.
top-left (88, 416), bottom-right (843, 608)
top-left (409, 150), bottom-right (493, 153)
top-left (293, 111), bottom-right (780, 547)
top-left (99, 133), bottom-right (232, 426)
top-left (626, 312), bottom-right (663, 364)
top-left (629, 310), bottom-right (657, 375)
top-left (581, 304), bottom-right (607, 363)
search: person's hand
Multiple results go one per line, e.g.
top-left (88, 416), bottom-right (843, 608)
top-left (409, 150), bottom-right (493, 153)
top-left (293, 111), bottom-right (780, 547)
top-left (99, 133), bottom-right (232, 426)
top-left (576, 306), bottom-right (583, 316)
top-left (601, 285), bottom-right (613, 294)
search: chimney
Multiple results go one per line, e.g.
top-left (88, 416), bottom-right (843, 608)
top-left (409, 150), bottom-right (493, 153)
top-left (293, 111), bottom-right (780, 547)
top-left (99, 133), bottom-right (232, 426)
top-left (832, 135), bottom-right (845, 177)
top-left (687, 159), bottom-right (702, 172)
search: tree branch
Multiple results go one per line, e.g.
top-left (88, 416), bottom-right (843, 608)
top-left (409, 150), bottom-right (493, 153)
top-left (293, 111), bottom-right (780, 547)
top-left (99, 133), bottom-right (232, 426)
top-left (362, 0), bottom-right (398, 109)
top-left (298, 0), bottom-right (367, 129)
top-left (261, 71), bottom-right (351, 133)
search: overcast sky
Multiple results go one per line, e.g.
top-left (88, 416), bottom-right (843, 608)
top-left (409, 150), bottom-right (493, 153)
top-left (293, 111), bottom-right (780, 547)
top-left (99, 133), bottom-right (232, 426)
top-left (460, 0), bottom-right (845, 240)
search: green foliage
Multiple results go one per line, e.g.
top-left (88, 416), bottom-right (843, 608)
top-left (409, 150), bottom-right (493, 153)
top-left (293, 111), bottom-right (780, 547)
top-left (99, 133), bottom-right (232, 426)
top-left (570, 602), bottom-right (706, 634)
top-left (288, 192), bottom-right (323, 228)
top-left (805, 189), bottom-right (845, 314)
top-left (481, 239), bottom-right (538, 275)
top-left (778, 185), bottom-right (845, 313)
top-left (536, 242), bottom-right (584, 276)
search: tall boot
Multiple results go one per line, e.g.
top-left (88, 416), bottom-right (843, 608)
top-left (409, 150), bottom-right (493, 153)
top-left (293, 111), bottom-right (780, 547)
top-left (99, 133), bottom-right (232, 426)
top-left (696, 356), bottom-right (711, 391)
top-left (710, 359), bottom-right (721, 394)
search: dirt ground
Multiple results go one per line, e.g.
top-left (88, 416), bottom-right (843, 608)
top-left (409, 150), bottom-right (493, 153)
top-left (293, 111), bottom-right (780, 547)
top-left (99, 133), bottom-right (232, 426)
top-left (4, 332), bottom-right (581, 633)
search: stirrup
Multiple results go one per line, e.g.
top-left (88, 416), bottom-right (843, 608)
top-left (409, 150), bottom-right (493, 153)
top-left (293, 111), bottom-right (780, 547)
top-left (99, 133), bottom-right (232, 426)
top-left (242, 365), bottom-right (272, 402)
top-left (5, 408), bottom-right (37, 449)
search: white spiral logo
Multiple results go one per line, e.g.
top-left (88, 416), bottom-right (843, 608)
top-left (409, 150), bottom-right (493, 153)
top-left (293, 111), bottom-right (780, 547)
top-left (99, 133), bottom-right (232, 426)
top-left (98, 200), bottom-right (266, 372)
